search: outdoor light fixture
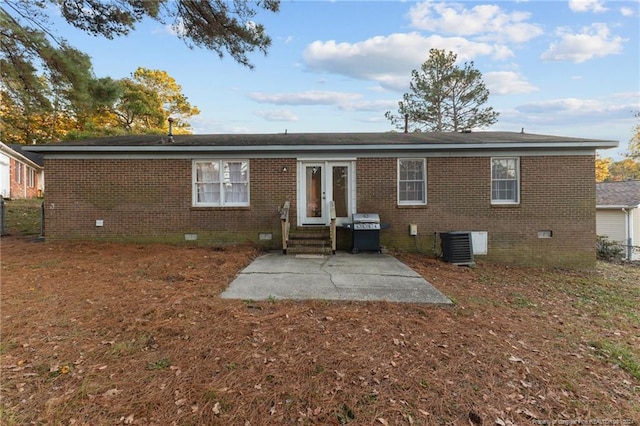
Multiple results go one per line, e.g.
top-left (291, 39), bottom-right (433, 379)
top-left (282, 166), bottom-right (288, 172)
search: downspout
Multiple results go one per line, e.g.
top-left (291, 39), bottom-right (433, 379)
top-left (622, 208), bottom-right (631, 260)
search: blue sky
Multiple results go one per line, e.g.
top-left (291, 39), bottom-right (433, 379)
top-left (46, 0), bottom-right (639, 158)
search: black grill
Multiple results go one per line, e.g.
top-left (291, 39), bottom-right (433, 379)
top-left (350, 213), bottom-right (381, 253)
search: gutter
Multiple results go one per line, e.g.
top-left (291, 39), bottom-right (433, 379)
top-left (622, 207), bottom-right (636, 260)
top-left (24, 140), bottom-right (618, 154)
top-left (622, 208), bottom-right (631, 260)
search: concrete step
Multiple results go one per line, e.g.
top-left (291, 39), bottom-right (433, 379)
top-left (288, 238), bottom-right (329, 246)
top-left (286, 226), bottom-right (333, 255)
top-left (286, 245), bottom-right (333, 255)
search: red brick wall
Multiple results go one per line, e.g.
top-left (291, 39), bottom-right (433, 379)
top-left (356, 155), bottom-right (596, 268)
top-left (44, 158), bottom-right (297, 246)
top-left (44, 154), bottom-right (596, 267)
top-left (10, 159), bottom-right (40, 199)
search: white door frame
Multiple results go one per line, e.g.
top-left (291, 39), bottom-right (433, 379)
top-left (297, 160), bottom-right (355, 226)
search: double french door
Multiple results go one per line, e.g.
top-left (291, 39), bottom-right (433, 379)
top-left (298, 161), bottom-right (353, 226)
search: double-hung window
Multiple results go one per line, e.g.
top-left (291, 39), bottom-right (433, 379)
top-left (398, 159), bottom-right (426, 205)
top-left (491, 157), bottom-right (519, 204)
top-left (27, 168), bottom-right (35, 188)
top-left (193, 160), bottom-right (249, 207)
top-left (15, 162), bottom-right (23, 184)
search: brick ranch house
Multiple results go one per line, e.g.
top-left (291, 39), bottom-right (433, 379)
top-left (27, 131), bottom-right (617, 268)
top-left (0, 142), bottom-right (44, 199)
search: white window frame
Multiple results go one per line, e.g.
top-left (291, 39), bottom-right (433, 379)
top-left (15, 162), bottom-right (23, 184)
top-left (397, 158), bottom-right (427, 206)
top-left (192, 159), bottom-right (250, 207)
top-left (27, 167), bottom-right (35, 188)
top-left (491, 157), bottom-right (520, 205)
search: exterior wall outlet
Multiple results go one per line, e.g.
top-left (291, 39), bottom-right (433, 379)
top-left (409, 224), bottom-right (418, 236)
top-left (95, 219), bottom-right (104, 227)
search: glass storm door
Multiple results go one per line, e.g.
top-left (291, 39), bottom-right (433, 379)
top-left (331, 164), bottom-right (349, 219)
top-left (302, 163), bottom-right (326, 225)
top-left (300, 162), bottom-right (352, 225)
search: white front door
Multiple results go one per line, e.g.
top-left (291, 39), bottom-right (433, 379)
top-left (298, 161), bottom-right (353, 226)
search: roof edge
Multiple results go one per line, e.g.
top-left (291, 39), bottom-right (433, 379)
top-left (596, 204), bottom-right (640, 209)
top-left (24, 140), bottom-right (619, 153)
top-left (0, 142), bottom-right (45, 169)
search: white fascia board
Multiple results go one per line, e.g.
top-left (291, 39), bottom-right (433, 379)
top-left (38, 148), bottom-right (599, 160)
top-left (597, 204), bottom-right (640, 209)
top-left (24, 140), bottom-right (618, 154)
top-left (0, 143), bottom-right (43, 170)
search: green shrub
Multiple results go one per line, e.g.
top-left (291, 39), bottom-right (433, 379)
top-left (596, 235), bottom-right (624, 261)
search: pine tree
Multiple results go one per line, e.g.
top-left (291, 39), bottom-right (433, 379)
top-left (385, 49), bottom-right (499, 132)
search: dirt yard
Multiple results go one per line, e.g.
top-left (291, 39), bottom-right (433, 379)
top-left (1, 237), bottom-right (638, 425)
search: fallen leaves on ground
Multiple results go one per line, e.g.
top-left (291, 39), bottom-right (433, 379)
top-left (1, 237), bottom-right (638, 425)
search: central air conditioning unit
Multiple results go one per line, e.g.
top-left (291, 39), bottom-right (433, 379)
top-left (440, 231), bottom-right (475, 266)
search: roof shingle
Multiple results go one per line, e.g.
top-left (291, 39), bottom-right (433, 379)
top-left (596, 180), bottom-right (640, 207)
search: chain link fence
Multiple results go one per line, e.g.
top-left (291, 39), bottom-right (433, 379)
top-left (0, 198), bottom-right (7, 236)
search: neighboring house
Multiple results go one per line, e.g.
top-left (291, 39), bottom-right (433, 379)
top-left (0, 142), bottom-right (44, 199)
top-left (26, 131), bottom-right (617, 268)
top-left (596, 180), bottom-right (640, 261)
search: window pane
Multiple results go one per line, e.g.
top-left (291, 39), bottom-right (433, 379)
top-left (224, 183), bottom-right (248, 203)
top-left (398, 159), bottom-right (425, 204)
top-left (491, 158), bottom-right (518, 203)
top-left (196, 162), bottom-right (219, 183)
top-left (222, 161), bottom-right (249, 204)
top-left (492, 180), bottom-right (513, 201)
top-left (197, 183), bottom-right (220, 203)
top-left (306, 166), bottom-right (322, 217)
top-left (332, 166), bottom-right (348, 218)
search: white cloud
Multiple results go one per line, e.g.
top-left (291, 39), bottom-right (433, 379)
top-left (254, 109), bottom-right (299, 122)
top-left (407, 1), bottom-right (544, 43)
top-left (541, 23), bottom-right (625, 63)
top-left (303, 32), bottom-right (512, 91)
top-left (190, 116), bottom-right (252, 134)
top-left (568, 0), bottom-right (608, 13)
top-left (515, 95), bottom-right (636, 122)
top-left (337, 99), bottom-right (399, 112)
top-left (248, 91), bottom-right (397, 114)
top-left (620, 7), bottom-right (634, 17)
top-left (249, 91), bottom-right (363, 106)
top-left (517, 98), bottom-right (602, 113)
top-left (494, 93), bottom-right (637, 155)
top-left (483, 71), bottom-right (538, 95)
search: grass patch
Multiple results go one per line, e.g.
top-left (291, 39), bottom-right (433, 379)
top-left (3, 199), bottom-right (42, 236)
top-left (590, 340), bottom-right (640, 380)
top-left (510, 292), bottom-right (536, 308)
top-left (0, 340), bottom-right (19, 355)
top-left (30, 259), bottom-right (63, 269)
top-left (0, 406), bottom-right (22, 426)
top-left (555, 265), bottom-right (640, 324)
top-left (146, 358), bottom-right (171, 370)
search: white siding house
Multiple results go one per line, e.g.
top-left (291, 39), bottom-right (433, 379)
top-left (0, 149), bottom-right (9, 198)
top-left (0, 142), bottom-right (45, 199)
top-left (596, 180), bottom-right (640, 261)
